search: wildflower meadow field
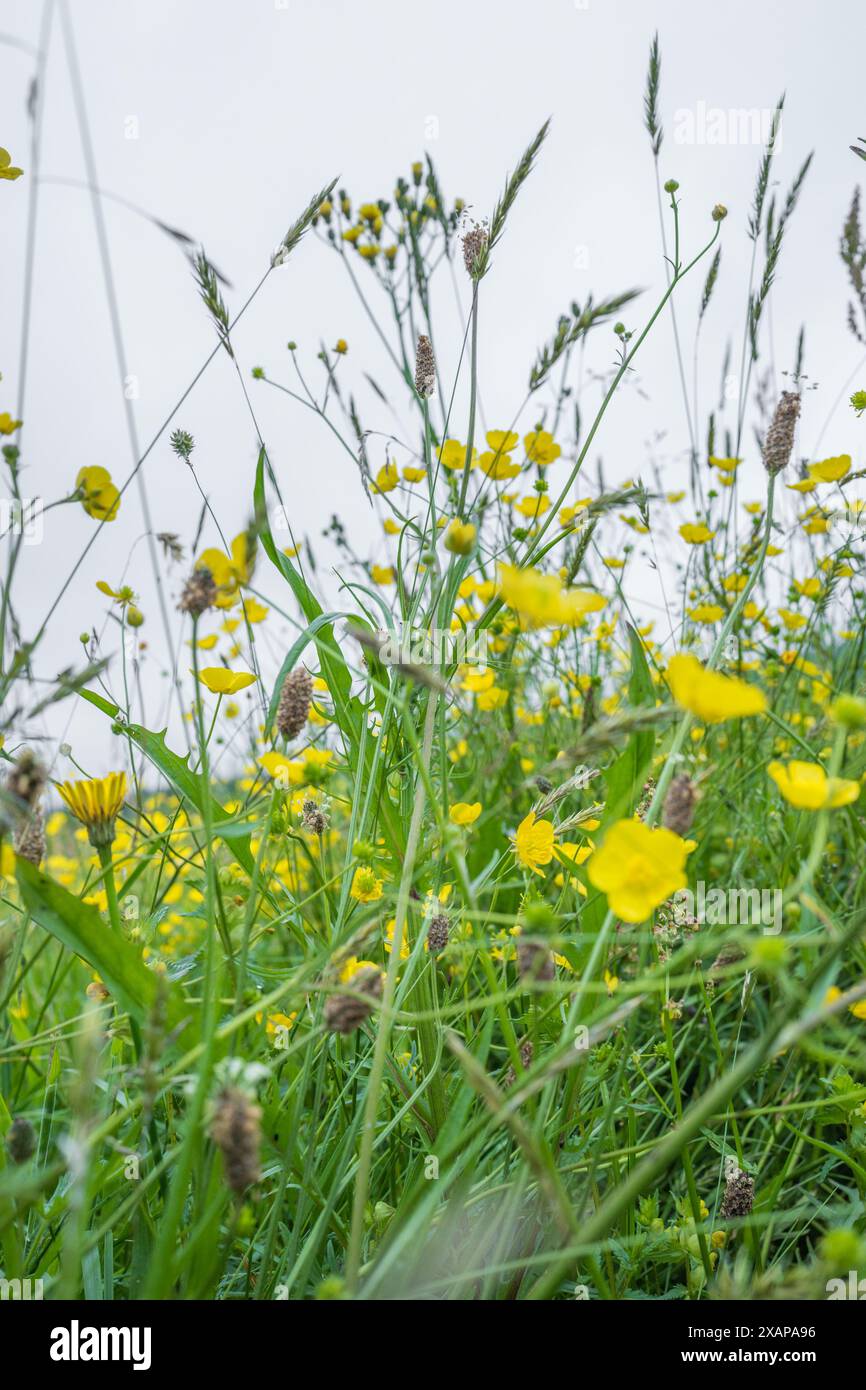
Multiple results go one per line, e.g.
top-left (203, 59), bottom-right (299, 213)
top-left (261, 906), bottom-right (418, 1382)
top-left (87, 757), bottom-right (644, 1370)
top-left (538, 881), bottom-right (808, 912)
top-left (3, 13), bottom-right (866, 1322)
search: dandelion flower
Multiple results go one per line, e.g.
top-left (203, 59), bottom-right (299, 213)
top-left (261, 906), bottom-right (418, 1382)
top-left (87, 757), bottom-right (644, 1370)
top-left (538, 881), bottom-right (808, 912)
top-left (57, 772), bottom-right (127, 848)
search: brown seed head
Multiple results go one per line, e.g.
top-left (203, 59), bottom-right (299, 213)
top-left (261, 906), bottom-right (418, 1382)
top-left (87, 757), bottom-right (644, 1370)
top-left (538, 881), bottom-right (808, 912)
top-left (14, 806), bottom-right (45, 866)
top-left (662, 774), bottom-right (699, 837)
top-left (178, 566), bottom-right (217, 617)
top-left (6, 1116), bottom-right (37, 1165)
top-left (5, 749), bottom-right (46, 815)
top-left (324, 965), bottom-right (383, 1035)
top-left (516, 939), bottom-right (555, 984)
top-left (427, 912), bottom-right (450, 953)
top-left (276, 667), bottom-right (313, 742)
top-left (210, 1086), bottom-right (262, 1195)
top-left (301, 797), bottom-right (329, 835)
top-left (414, 334), bottom-right (436, 399)
top-left (762, 391), bottom-right (801, 475)
top-left (720, 1165), bottom-right (755, 1220)
top-left (462, 222), bottom-right (488, 279)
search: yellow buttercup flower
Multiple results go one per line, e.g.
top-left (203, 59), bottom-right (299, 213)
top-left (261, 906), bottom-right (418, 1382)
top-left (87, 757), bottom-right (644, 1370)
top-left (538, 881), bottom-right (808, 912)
top-left (497, 563), bottom-right (605, 629)
top-left (524, 430), bottom-right (561, 465)
top-left (478, 450), bottom-right (520, 480)
top-left (513, 811), bottom-right (555, 876)
top-left (444, 520), bottom-right (476, 555)
top-left (767, 761), bottom-right (860, 811)
top-left (77, 466), bottom-right (121, 522)
top-left (196, 533), bottom-right (252, 604)
top-left (449, 801), bottom-right (481, 826)
top-left (440, 438), bottom-right (476, 472)
top-left (688, 603), bottom-right (725, 624)
top-left (196, 668), bottom-right (258, 695)
top-left (588, 818), bottom-right (690, 923)
top-left (339, 956), bottom-right (383, 983)
top-left (667, 653), bottom-right (766, 723)
top-left (778, 608), bottom-right (806, 632)
top-left (0, 412), bottom-right (22, 435)
top-left (808, 454), bottom-right (851, 484)
top-left (350, 866), bottom-right (384, 902)
top-left (57, 772), bottom-right (127, 847)
top-left (486, 430), bottom-right (519, 457)
top-left (373, 460), bottom-right (398, 493)
top-left (0, 147), bottom-right (24, 181)
top-left (679, 522), bottom-right (715, 545)
top-left (514, 494), bottom-right (550, 519)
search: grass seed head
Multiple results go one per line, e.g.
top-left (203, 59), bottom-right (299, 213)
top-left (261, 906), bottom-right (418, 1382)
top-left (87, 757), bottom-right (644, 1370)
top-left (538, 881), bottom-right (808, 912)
top-left (6, 1115), bottom-right (37, 1165)
top-left (5, 748), bottom-right (46, 816)
top-left (324, 965), bottom-right (382, 1035)
top-left (178, 565), bottom-right (217, 618)
top-left (414, 334), bottom-right (436, 398)
top-left (720, 1164), bottom-right (755, 1220)
top-left (276, 667), bottom-right (314, 742)
top-left (210, 1086), bottom-right (262, 1195)
top-left (427, 912), bottom-right (450, 953)
top-left (14, 806), bottom-right (44, 866)
top-left (662, 774), bottom-right (699, 837)
top-left (762, 390), bottom-right (801, 474)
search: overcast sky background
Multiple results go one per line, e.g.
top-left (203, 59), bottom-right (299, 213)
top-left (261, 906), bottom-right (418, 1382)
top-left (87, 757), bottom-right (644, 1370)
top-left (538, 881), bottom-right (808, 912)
top-left (2, 0), bottom-right (865, 775)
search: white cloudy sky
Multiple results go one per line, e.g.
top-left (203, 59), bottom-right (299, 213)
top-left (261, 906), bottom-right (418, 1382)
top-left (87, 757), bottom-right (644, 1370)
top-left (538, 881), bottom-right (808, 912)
top-left (1, 0), bottom-right (864, 774)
